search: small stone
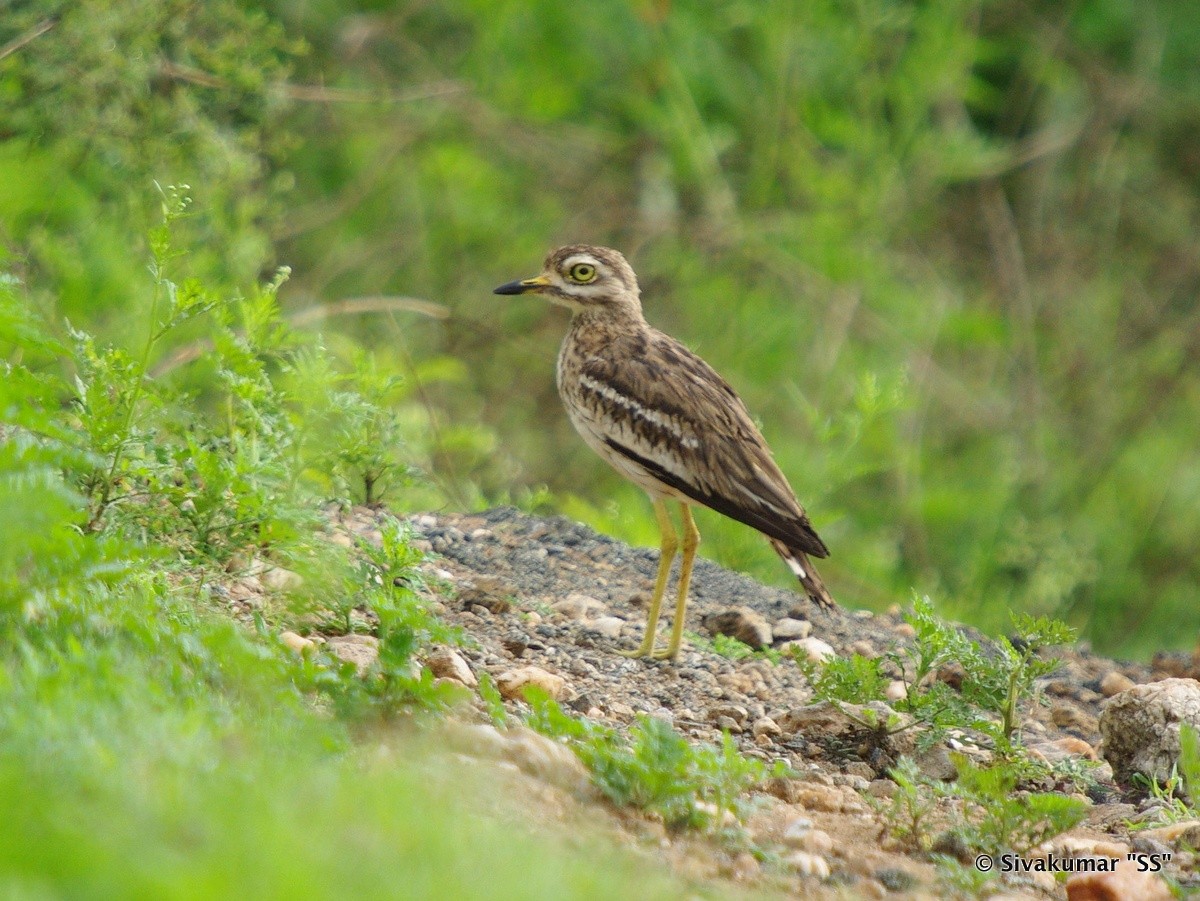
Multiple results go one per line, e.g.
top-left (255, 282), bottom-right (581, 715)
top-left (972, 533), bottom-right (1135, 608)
top-left (1051, 703), bottom-right (1097, 733)
top-left (708, 704), bottom-right (749, 725)
top-left (751, 716), bottom-right (781, 739)
top-left (786, 851), bottom-right (831, 878)
top-left (327, 634), bottom-right (380, 675)
top-left (415, 514), bottom-right (438, 530)
top-left (794, 637), bottom-right (836, 665)
top-left (280, 630), bottom-right (314, 654)
top-left (496, 666), bottom-right (568, 701)
top-left (588, 616), bottom-right (625, 639)
top-left (1066, 868), bottom-right (1174, 901)
top-left (715, 716), bottom-right (742, 733)
top-left (1029, 736), bottom-right (1098, 763)
top-left (892, 622), bottom-right (916, 639)
top-left (848, 640), bottom-right (876, 658)
top-left (885, 680), bottom-right (908, 702)
top-left (773, 617), bottom-right (811, 641)
top-left (262, 566), bottom-right (303, 592)
top-left (425, 648), bottom-right (476, 687)
top-left (1100, 671), bottom-right (1136, 697)
top-left (781, 817), bottom-right (813, 846)
top-left (551, 593), bottom-right (607, 621)
top-left (795, 785), bottom-right (846, 813)
top-left (702, 607), bottom-right (773, 649)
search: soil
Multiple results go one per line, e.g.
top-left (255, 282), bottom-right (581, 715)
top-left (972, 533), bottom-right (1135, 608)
top-left (324, 504), bottom-right (1200, 900)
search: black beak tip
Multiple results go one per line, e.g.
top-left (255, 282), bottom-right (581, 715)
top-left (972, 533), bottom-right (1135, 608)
top-left (493, 280), bottom-right (526, 296)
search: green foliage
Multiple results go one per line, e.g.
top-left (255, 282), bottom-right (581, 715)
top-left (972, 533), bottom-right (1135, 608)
top-left (525, 692), bottom-right (775, 830)
top-left (879, 754), bottom-right (1086, 890)
top-left (943, 754), bottom-right (1088, 857)
top-left (1132, 723), bottom-right (1200, 827)
top-left (801, 596), bottom-right (1074, 756)
top-left (686, 630), bottom-right (781, 665)
top-left (872, 758), bottom-right (938, 853)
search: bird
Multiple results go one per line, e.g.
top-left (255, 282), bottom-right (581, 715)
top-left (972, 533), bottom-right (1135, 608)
top-left (494, 245), bottom-right (833, 660)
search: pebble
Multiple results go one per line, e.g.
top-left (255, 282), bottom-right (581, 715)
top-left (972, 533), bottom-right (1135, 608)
top-left (261, 566), bottom-right (303, 591)
top-left (551, 593), bottom-right (608, 621)
top-left (848, 639), bottom-right (876, 658)
top-left (892, 622), bottom-right (916, 639)
top-left (326, 634), bottom-right (380, 675)
top-left (495, 665), bottom-right (568, 701)
top-left (773, 617), bottom-right (811, 641)
top-left (793, 637), bottom-right (836, 664)
top-left (885, 680), bottom-right (908, 701)
top-left (708, 704), bottom-right (749, 725)
top-left (751, 716), bottom-right (781, 739)
top-left (280, 630), bottom-right (314, 653)
top-left (1100, 671), bottom-right (1136, 697)
top-left (786, 851), bottom-right (831, 878)
top-left (702, 606), bottom-right (773, 649)
top-left (588, 616), bottom-right (625, 639)
top-left (782, 817), bottom-right (813, 846)
top-left (424, 648), bottom-right (476, 687)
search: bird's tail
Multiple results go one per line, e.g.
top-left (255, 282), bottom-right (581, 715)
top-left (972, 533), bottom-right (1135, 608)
top-left (770, 539), bottom-right (835, 610)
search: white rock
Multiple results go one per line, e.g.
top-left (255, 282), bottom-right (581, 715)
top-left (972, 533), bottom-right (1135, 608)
top-left (795, 636), bottom-right (836, 664)
top-left (787, 851), bottom-right (831, 878)
top-left (326, 634), bottom-right (380, 675)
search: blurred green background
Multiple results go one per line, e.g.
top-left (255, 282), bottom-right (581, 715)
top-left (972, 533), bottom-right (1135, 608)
top-left (3, 0), bottom-right (1198, 658)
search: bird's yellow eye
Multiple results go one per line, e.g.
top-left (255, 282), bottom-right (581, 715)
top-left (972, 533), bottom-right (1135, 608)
top-left (568, 263), bottom-right (597, 283)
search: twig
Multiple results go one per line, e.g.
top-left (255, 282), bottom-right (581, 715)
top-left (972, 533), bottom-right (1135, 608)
top-left (0, 17), bottom-right (57, 62)
top-left (158, 60), bottom-right (464, 104)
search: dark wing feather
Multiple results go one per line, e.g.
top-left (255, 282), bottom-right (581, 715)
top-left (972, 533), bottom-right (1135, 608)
top-left (583, 328), bottom-right (828, 559)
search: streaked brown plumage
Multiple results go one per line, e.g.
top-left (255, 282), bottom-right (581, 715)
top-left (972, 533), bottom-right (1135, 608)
top-left (495, 244), bottom-right (833, 659)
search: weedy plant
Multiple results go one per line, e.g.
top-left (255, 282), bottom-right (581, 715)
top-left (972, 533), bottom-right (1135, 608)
top-left (1132, 723), bottom-right (1200, 827)
top-left (799, 596), bottom-right (1076, 760)
top-left (524, 691), bottom-right (782, 830)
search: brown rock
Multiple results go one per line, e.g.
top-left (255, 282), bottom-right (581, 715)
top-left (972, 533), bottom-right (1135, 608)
top-left (424, 648), bottom-right (476, 687)
top-left (496, 665), bottom-right (568, 701)
top-left (1099, 677), bottom-right (1200, 787)
top-left (1066, 868), bottom-right (1173, 901)
top-left (702, 606), bottom-right (773, 649)
top-left (326, 634), bottom-right (380, 675)
top-left (1029, 736), bottom-right (1098, 763)
top-left (1100, 671), bottom-right (1136, 697)
top-left (1139, 820), bottom-right (1200, 848)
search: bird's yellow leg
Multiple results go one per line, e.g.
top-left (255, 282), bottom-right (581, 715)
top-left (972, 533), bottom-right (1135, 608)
top-left (653, 503), bottom-right (700, 660)
top-left (620, 498), bottom-right (678, 658)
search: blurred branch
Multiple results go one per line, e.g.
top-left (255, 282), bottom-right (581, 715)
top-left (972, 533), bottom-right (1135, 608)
top-left (158, 61), bottom-right (465, 104)
top-left (149, 296), bottom-right (448, 377)
top-left (0, 17), bottom-right (56, 62)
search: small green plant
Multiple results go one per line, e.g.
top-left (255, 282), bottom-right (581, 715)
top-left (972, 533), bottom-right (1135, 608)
top-left (1131, 723), bottom-right (1200, 827)
top-left (688, 631), bottom-right (781, 664)
top-left (873, 757), bottom-right (938, 852)
top-left (525, 691), bottom-right (778, 829)
top-left (940, 753), bottom-right (1088, 857)
top-left (799, 596), bottom-right (1075, 759)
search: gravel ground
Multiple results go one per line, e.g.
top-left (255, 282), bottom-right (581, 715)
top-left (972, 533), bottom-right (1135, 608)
top-left (314, 504), bottom-right (1200, 900)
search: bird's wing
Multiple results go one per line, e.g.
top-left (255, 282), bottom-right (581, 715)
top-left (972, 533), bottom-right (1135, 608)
top-left (579, 328), bottom-right (828, 558)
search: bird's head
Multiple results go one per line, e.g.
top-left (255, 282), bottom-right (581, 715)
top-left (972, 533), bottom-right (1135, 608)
top-left (494, 245), bottom-right (642, 316)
